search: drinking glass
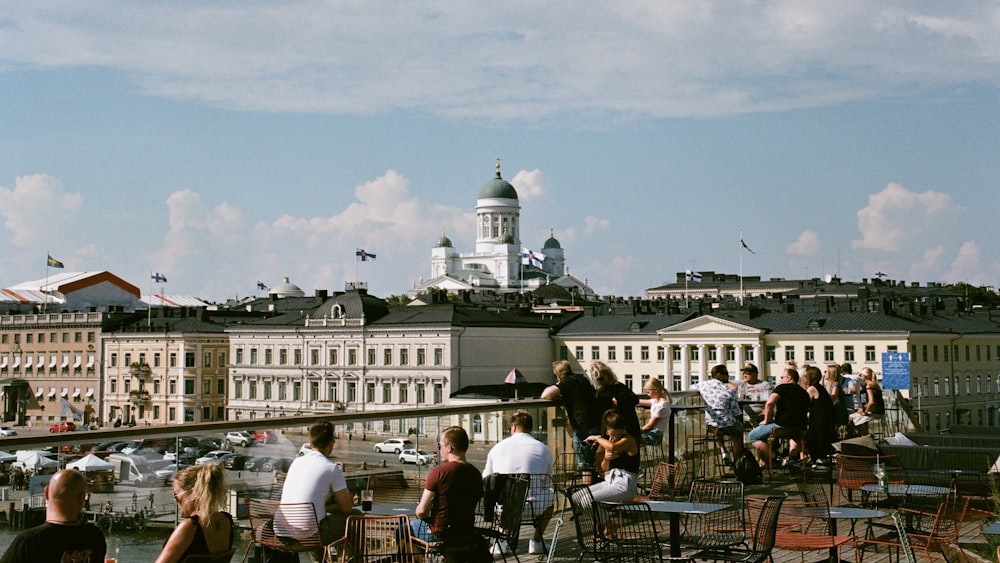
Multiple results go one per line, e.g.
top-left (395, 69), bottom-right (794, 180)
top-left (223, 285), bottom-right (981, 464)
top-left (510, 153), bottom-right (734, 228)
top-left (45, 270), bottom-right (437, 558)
top-left (105, 537), bottom-right (120, 563)
top-left (361, 489), bottom-right (374, 512)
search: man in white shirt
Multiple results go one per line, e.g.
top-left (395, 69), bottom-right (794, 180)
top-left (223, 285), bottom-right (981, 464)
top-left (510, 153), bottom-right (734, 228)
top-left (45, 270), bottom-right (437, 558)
top-left (482, 410), bottom-right (555, 555)
top-left (280, 420), bottom-right (358, 562)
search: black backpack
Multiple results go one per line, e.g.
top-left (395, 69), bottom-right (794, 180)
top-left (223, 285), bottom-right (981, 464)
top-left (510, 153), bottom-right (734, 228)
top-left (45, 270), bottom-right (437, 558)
top-left (733, 450), bottom-right (763, 485)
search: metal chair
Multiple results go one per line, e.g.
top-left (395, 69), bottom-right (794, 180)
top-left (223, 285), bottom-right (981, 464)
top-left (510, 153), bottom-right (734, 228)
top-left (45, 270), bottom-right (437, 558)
top-left (892, 511), bottom-right (917, 563)
top-left (245, 498), bottom-right (326, 563)
top-left (834, 453), bottom-right (904, 507)
top-left (476, 473), bottom-right (529, 563)
top-left (684, 479), bottom-right (746, 550)
top-left (506, 472), bottom-right (556, 554)
top-left (564, 484), bottom-right (605, 562)
top-left (768, 498), bottom-right (853, 563)
top-left (634, 462), bottom-right (683, 502)
top-left (327, 514), bottom-right (428, 563)
top-left (593, 500), bottom-right (667, 562)
top-left (691, 496), bottom-right (784, 563)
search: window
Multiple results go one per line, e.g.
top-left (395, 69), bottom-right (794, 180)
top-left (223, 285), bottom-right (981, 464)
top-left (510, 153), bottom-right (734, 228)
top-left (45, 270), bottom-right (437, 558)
top-left (766, 346), bottom-right (776, 362)
top-left (708, 346), bottom-right (717, 362)
top-left (864, 346), bottom-right (875, 362)
top-left (624, 374), bottom-right (633, 390)
top-left (203, 379), bottom-right (211, 395)
top-left (367, 383), bottom-right (375, 403)
top-left (609, 347), bottom-right (617, 361)
top-left (347, 349), bottom-right (357, 365)
top-left (327, 348), bottom-right (336, 365)
top-left (153, 352), bottom-right (161, 367)
top-left (416, 348), bottom-right (426, 366)
top-left (367, 348), bottom-right (376, 365)
top-left (640, 346), bottom-right (649, 361)
top-left (785, 346), bottom-right (795, 362)
top-left (264, 348), bottom-right (273, 365)
top-left (153, 405), bottom-right (160, 420)
top-left (656, 346), bottom-right (664, 361)
top-left (944, 345), bottom-right (949, 362)
top-left (153, 379), bottom-right (161, 394)
top-left (804, 346), bottom-right (815, 362)
top-left (575, 346), bottom-right (584, 361)
top-left (169, 407), bottom-right (176, 422)
top-left (293, 382), bottom-right (301, 401)
top-left (110, 353), bottom-right (118, 367)
top-left (233, 381), bottom-right (242, 399)
top-left (417, 384), bottom-right (426, 404)
top-left (203, 352), bottom-right (212, 368)
top-left (725, 346), bottom-right (735, 362)
top-left (672, 347), bottom-right (681, 361)
top-left (219, 351), bottom-right (226, 366)
top-left (183, 352), bottom-right (194, 368)
top-left (184, 379), bottom-right (195, 394)
top-left (248, 349), bottom-right (257, 365)
top-left (399, 348), bottom-right (409, 366)
top-left (263, 382), bottom-right (272, 400)
top-left (279, 349), bottom-right (288, 365)
top-left (217, 378), bottom-right (225, 394)
top-left (62, 332), bottom-right (69, 343)
top-left (278, 382), bottom-right (287, 401)
top-left (399, 383), bottom-right (408, 403)
top-left (328, 383), bottom-right (338, 402)
top-left (383, 348), bottom-right (392, 365)
top-left (844, 346), bottom-right (855, 362)
top-left (922, 345), bottom-right (928, 363)
top-left (312, 349), bottom-right (321, 366)
top-left (434, 348), bottom-right (443, 366)
top-left (382, 384), bottom-right (391, 403)
top-left (293, 349), bottom-right (302, 365)
top-left (124, 353), bottom-right (131, 366)
top-left (691, 346), bottom-right (700, 361)
top-left (169, 379), bottom-right (177, 394)
top-left (591, 346), bottom-right (600, 361)
top-left (624, 346), bottom-right (633, 361)
top-left (933, 345), bottom-right (939, 362)
top-left (824, 346), bottom-right (834, 362)
top-left (110, 379), bottom-right (117, 393)
top-left (25, 334), bottom-right (32, 343)
top-left (977, 345), bottom-right (982, 361)
top-left (74, 331), bottom-right (82, 343)
top-left (87, 332), bottom-right (95, 342)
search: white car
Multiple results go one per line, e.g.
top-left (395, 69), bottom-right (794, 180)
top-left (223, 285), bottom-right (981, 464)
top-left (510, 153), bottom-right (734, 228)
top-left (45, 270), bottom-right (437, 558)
top-left (374, 438), bottom-right (413, 454)
top-left (155, 464), bottom-right (178, 485)
top-left (195, 450), bottom-right (231, 465)
top-left (225, 431), bottom-right (256, 447)
top-left (0, 426), bottom-right (16, 437)
top-left (398, 449), bottom-right (435, 465)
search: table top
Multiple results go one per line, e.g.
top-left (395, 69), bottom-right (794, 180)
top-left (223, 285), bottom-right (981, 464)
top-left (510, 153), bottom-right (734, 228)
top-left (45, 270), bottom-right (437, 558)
top-left (859, 484), bottom-right (950, 496)
top-left (365, 503), bottom-right (418, 516)
top-left (643, 501), bottom-right (730, 514)
top-left (983, 521), bottom-right (1000, 536)
top-left (784, 505), bottom-right (886, 520)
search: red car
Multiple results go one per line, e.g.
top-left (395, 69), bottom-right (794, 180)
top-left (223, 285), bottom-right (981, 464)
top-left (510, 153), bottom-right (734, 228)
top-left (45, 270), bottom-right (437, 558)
top-left (49, 421), bottom-right (76, 433)
top-left (250, 429), bottom-right (277, 444)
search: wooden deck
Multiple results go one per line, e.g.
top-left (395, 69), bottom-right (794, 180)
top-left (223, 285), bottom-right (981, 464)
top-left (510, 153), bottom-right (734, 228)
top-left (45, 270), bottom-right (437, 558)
top-left (501, 466), bottom-right (995, 563)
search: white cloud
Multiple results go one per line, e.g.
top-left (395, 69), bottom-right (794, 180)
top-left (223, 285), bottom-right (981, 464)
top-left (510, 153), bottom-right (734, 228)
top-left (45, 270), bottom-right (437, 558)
top-left (0, 174), bottom-right (83, 247)
top-left (150, 171), bottom-right (468, 297)
top-left (787, 230), bottom-right (821, 256)
top-left (943, 241), bottom-right (995, 286)
top-left (852, 183), bottom-right (961, 252)
top-left (1, 3), bottom-right (996, 121)
top-left (511, 169), bottom-right (544, 201)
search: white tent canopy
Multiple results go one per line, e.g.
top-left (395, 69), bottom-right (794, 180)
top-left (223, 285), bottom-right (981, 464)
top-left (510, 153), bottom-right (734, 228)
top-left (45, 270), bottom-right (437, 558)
top-left (14, 450), bottom-right (58, 473)
top-left (0, 451), bottom-right (16, 463)
top-left (66, 453), bottom-right (113, 471)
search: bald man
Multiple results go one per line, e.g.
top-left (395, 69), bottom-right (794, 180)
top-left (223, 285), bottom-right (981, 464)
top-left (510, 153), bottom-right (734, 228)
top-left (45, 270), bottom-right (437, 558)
top-left (1, 469), bottom-right (106, 563)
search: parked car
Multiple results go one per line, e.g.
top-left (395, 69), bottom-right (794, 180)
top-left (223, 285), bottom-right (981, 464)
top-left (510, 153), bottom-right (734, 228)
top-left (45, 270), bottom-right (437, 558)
top-left (263, 457), bottom-right (292, 473)
top-left (398, 449), bottom-right (435, 465)
top-left (107, 442), bottom-right (130, 452)
top-left (49, 421), bottom-right (76, 433)
top-left (250, 429), bottom-right (278, 444)
top-left (374, 438), bottom-right (413, 454)
top-left (223, 453), bottom-right (250, 470)
top-left (198, 437), bottom-right (226, 451)
top-left (195, 450), bottom-right (232, 465)
top-left (155, 464), bottom-right (178, 485)
top-left (244, 456), bottom-right (272, 472)
top-left (225, 431), bottom-right (256, 447)
top-left (0, 426), bottom-right (17, 437)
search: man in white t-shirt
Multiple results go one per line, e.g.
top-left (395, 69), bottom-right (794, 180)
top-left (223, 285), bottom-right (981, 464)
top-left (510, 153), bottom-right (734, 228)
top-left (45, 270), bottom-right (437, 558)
top-left (482, 410), bottom-right (555, 555)
top-left (280, 420), bottom-right (358, 562)
top-left (734, 363), bottom-right (774, 426)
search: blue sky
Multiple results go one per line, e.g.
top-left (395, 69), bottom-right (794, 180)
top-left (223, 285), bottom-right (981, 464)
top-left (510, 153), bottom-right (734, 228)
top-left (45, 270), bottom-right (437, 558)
top-left (1, 2), bottom-right (998, 301)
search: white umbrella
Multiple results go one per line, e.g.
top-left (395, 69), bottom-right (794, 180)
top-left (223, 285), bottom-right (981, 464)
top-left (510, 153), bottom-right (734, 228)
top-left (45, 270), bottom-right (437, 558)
top-left (0, 451), bottom-right (15, 463)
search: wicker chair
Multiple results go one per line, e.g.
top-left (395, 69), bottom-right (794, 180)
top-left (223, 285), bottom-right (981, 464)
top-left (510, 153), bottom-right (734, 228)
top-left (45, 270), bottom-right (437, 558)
top-left (245, 498), bottom-right (326, 563)
top-left (593, 501), bottom-right (666, 563)
top-left (564, 484), bottom-right (605, 562)
top-left (684, 479), bottom-right (746, 550)
top-left (634, 462), bottom-right (683, 502)
top-left (476, 474), bottom-right (529, 563)
top-left (327, 514), bottom-right (428, 563)
top-left (766, 498), bottom-right (853, 563)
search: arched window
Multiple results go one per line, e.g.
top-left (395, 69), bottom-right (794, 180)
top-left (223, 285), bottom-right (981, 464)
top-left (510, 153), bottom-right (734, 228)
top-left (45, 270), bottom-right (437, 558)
top-left (473, 414), bottom-right (483, 434)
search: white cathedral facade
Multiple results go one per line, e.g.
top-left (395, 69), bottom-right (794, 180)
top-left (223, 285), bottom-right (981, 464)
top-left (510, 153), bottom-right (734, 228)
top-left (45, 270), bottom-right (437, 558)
top-left (412, 161), bottom-right (595, 298)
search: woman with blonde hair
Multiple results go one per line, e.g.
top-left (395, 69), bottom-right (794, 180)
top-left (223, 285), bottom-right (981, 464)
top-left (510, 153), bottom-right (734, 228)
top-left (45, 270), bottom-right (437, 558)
top-left (590, 361), bottom-right (642, 440)
top-left (824, 364), bottom-right (849, 430)
top-left (639, 377), bottom-right (671, 445)
top-left (155, 463), bottom-right (233, 563)
top-left (849, 367), bottom-right (885, 433)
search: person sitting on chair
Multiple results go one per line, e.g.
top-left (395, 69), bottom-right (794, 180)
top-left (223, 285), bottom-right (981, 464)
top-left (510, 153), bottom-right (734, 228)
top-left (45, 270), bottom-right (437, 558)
top-left (749, 367), bottom-right (810, 468)
top-left (413, 426), bottom-right (484, 545)
top-left (699, 364), bottom-right (745, 462)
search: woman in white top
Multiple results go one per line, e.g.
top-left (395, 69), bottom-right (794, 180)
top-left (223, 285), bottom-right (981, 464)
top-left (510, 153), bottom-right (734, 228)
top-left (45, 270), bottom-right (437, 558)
top-left (638, 377), bottom-right (671, 445)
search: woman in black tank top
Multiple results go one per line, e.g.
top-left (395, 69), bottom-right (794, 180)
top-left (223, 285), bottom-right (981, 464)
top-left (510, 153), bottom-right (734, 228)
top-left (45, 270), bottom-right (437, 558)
top-left (584, 409), bottom-right (641, 502)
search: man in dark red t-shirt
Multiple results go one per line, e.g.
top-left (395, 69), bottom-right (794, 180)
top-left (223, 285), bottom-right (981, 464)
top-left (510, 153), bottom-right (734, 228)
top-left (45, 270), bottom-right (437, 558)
top-left (412, 426), bottom-right (483, 541)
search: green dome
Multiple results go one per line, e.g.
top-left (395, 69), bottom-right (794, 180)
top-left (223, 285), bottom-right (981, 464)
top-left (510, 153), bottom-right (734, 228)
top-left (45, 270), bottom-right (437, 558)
top-left (435, 231), bottom-right (453, 248)
top-left (500, 232), bottom-right (515, 244)
top-left (543, 234), bottom-right (561, 249)
top-left (478, 173), bottom-right (518, 200)
top-left (478, 160), bottom-right (518, 200)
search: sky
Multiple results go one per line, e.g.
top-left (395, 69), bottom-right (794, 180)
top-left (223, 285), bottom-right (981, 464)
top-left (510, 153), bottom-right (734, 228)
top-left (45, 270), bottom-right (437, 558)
top-left (1, 2), bottom-right (998, 302)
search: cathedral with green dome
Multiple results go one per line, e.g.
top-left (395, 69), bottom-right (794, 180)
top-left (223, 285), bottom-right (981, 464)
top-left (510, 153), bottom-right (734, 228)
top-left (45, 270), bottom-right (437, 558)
top-left (412, 160), bottom-right (595, 299)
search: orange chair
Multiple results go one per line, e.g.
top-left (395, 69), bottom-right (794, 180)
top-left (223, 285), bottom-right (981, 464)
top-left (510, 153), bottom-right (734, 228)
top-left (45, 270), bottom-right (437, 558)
top-left (760, 498), bottom-right (853, 563)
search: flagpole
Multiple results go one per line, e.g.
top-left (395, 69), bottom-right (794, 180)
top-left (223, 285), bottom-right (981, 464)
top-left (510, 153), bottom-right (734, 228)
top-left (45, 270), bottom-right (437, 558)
top-left (148, 272), bottom-right (153, 327)
top-left (739, 229), bottom-right (744, 304)
top-left (44, 253), bottom-right (50, 313)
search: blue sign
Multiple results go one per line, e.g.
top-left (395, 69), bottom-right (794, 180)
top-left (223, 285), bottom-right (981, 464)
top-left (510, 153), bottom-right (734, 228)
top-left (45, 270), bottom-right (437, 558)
top-left (881, 352), bottom-right (910, 390)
